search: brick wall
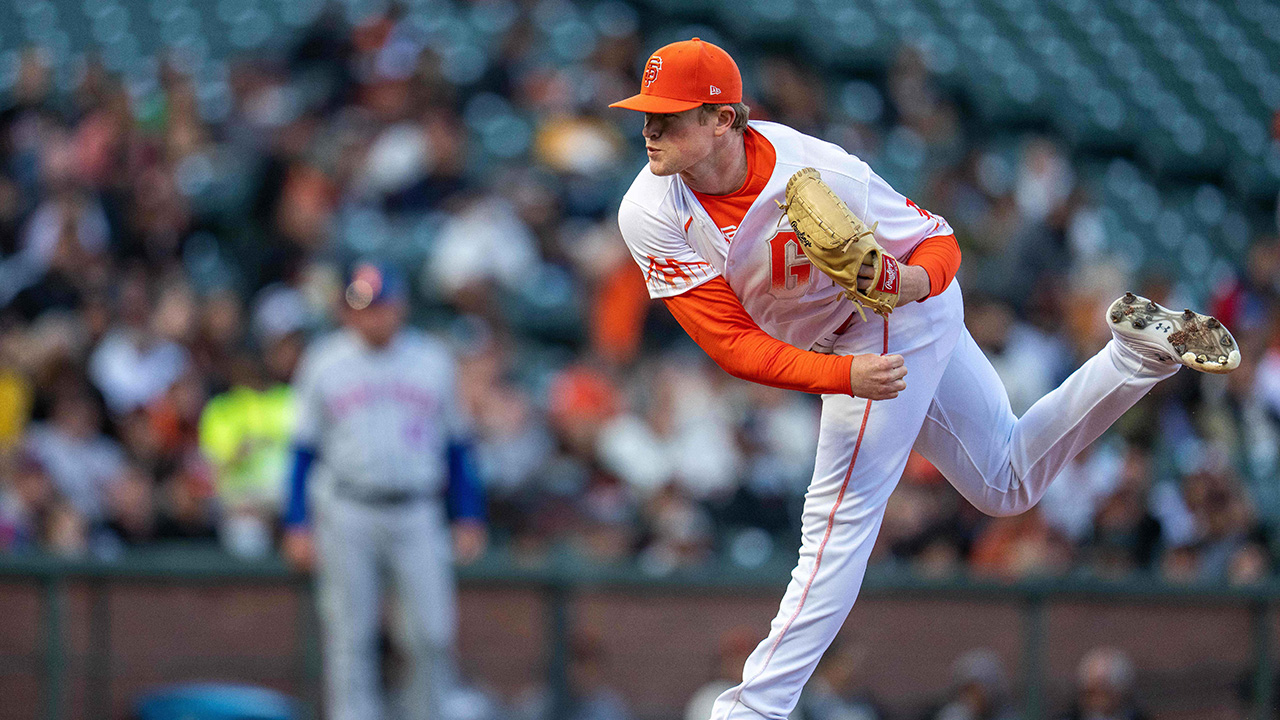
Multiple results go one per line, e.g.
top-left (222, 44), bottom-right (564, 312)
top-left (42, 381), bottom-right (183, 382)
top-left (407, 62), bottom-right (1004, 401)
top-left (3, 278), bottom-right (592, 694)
top-left (0, 581), bottom-right (1263, 719)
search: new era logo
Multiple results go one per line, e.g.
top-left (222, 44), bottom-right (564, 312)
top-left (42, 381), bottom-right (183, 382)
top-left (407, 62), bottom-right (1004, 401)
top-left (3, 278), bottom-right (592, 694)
top-left (709, 85), bottom-right (721, 96)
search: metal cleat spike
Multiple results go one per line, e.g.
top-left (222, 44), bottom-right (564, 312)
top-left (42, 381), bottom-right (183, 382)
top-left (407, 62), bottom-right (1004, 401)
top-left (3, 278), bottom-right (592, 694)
top-left (1206, 318), bottom-right (1220, 329)
top-left (1123, 292), bottom-right (1137, 303)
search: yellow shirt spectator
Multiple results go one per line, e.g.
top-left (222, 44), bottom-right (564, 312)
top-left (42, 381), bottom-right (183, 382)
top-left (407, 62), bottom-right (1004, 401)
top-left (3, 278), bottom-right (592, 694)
top-left (198, 384), bottom-right (294, 512)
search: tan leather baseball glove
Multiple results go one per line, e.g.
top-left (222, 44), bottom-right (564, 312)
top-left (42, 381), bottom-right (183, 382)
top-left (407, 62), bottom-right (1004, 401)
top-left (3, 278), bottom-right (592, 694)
top-left (779, 167), bottom-right (901, 320)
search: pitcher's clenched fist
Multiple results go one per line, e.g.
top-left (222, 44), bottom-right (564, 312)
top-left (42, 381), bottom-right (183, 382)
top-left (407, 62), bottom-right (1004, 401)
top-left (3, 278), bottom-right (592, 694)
top-left (849, 353), bottom-right (907, 400)
top-left (858, 262), bottom-right (931, 305)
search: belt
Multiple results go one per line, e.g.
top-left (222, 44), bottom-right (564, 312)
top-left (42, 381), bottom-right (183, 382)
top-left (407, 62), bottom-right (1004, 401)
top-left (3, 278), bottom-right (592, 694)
top-left (833, 311), bottom-right (858, 336)
top-left (812, 311), bottom-right (859, 354)
top-left (333, 481), bottom-right (434, 506)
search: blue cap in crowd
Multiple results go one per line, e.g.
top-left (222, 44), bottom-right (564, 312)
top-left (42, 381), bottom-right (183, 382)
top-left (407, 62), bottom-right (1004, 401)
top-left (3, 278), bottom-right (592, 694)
top-left (344, 261), bottom-right (407, 310)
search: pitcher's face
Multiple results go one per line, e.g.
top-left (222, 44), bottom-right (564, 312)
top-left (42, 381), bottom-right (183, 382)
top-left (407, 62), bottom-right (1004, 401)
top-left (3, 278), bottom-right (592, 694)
top-left (641, 108), bottom-right (716, 177)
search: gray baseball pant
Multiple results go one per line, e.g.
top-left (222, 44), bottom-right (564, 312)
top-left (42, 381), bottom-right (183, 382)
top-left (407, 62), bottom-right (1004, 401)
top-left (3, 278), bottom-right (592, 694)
top-left (313, 494), bottom-right (458, 720)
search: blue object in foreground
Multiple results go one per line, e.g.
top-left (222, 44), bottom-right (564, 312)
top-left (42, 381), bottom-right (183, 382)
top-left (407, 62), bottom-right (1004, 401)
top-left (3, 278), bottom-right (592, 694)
top-left (135, 683), bottom-right (299, 720)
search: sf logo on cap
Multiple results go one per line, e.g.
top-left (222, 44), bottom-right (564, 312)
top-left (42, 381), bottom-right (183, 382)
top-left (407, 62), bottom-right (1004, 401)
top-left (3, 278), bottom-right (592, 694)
top-left (643, 56), bottom-right (662, 87)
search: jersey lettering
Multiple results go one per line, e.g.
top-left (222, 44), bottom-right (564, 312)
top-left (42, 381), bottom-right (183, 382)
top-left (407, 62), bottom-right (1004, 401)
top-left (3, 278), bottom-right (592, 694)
top-left (644, 255), bottom-right (713, 288)
top-left (904, 197), bottom-right (933, 219)
top-left (768, 230), bottom-right (811, 296)
top-left (905, 197), bottom-right (944, 235)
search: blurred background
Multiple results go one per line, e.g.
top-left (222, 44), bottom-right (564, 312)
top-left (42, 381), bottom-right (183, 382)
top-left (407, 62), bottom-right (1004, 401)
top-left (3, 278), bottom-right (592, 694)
top-left (0, 0), bottom-right (1279, 718)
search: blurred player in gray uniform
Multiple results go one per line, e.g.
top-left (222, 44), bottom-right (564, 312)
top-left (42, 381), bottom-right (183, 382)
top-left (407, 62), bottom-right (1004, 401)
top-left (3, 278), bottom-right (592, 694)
top-left (282, 261), bottom-right (487, 720)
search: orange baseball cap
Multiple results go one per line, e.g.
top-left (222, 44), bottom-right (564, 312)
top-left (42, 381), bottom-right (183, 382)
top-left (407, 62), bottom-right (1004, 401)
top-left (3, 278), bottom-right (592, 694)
top-left (609, 38), bottom-right (742, 113)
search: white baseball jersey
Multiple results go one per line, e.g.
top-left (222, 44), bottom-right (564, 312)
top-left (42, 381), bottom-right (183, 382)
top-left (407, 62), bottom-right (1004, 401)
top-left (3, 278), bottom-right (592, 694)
top-left (618, 120), bottom-right (952, 348)
top-left (614, 120), bottom-right (1184, 720)
top-left (292, 328), bottom-right (466, 495)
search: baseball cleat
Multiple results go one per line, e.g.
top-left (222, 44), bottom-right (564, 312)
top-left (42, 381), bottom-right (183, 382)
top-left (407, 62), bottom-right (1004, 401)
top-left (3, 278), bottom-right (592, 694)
top-left (1107, 292), bottom-right (1240, 374)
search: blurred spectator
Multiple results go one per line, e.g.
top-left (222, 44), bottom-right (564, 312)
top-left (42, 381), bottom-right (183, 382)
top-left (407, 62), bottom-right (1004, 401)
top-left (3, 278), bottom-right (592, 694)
top-left (1176, 469), bottom-right (1263, 581)
top-left (0, 451), bottom-right (83, 554)
top-left (638, 483), bottom-right (714, 575)
top-left (1210, 240), bottom-right (1279, 339)
top-left (196, 285), bottom-right (307, 558)
top-left (198, 353), bottom-right (295, 558)
top-left (931, 649), bottom-right (1019, 720)
top-left (23, 381), bottom-right (124, 525)
top-left (1013, 138), bottom-right (1074, 224)
top-left (685, 627), bottom-right (757, 720)
top-left (152, 458), bottom-right (219, 542)
top-left (513, 630), bottom-right (632, 720)
top-left (876, 453), bottom-right (971, 577)
top-left (429, 194), bottom-right (543, 316)
top-left (0, 178), bottom-right (110, 314)
top-left (794, 636), bottom-right (883, 720)
top-left (1037, 443), bottom-right (1124, 545)
top-left (970, 508), bottom-right (1073, 579)
top-left (88, 268), bottom-right (191, 416)
top-left (1058, 647), bottom-right (1147, 720)
top-left (462, 333), bottom-right (555, 497)
top-left (1080, 451), bottom-right (1164, 577)
top-left (570, 472), bottom-right (638, 565)
top-left (0, 329), bottom-right (34, 451)
top-left (104, 462), bottom-right (157, 547)
top-left (597, 359), bottom-right (741, 501)
top-left (965, 296), bottom-right (1070, 417)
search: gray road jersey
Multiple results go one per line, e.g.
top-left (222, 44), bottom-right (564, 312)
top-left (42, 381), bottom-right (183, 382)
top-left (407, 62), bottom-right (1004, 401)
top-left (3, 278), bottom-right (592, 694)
top-left (292, 328), bottom-right (465, 496)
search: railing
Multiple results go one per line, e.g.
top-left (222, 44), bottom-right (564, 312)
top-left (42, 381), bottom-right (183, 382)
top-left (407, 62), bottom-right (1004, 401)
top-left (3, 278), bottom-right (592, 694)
top-left (0, 549), bottom-right (1276, 720)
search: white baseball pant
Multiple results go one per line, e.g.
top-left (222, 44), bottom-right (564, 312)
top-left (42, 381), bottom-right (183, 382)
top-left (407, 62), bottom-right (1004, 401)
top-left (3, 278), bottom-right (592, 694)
top-left (710, 282), bottom-right (1177, 719)
top-left (313, 494), bottom-right (459, 720)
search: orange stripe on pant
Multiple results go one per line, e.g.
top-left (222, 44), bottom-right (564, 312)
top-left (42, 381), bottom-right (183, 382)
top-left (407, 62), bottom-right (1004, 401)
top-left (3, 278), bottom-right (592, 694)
top-left (726, 318), bottom-right (889, 716)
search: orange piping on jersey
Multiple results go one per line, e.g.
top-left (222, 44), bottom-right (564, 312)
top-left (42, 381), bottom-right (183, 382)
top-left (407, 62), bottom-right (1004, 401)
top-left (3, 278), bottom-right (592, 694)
top-left (683, 216), bottom-right (693, 232)
top-left (903, 233), bottom-right (961, 300)
top-left (663, 276), bottom-right (853, 395)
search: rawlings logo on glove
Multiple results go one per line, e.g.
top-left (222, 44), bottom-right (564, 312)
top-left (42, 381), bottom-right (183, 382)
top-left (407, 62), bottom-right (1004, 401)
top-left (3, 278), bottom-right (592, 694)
top-left (778, 167), bottom-right (900, 320)
top-left (877, 255), bottom-right (900, 296)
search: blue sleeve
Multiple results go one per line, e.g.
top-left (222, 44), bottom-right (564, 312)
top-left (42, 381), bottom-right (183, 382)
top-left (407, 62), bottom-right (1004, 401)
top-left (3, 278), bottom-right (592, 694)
top-left (283, 445), bottom-right (318, 528)
top-left (446, 440), bottom-right (485, 522)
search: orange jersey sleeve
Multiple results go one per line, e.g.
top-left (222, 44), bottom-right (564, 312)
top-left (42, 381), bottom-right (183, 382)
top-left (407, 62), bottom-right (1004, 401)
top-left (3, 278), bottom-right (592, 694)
top-left (663, 277), bottom-right (854, 396)
top-left (905, 233), bottom-right (961, 299)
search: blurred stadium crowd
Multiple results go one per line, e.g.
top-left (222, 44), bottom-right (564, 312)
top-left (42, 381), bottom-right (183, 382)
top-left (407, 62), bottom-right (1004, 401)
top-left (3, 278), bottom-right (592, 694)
top-left (0, 0), bottom-right (1278, 592)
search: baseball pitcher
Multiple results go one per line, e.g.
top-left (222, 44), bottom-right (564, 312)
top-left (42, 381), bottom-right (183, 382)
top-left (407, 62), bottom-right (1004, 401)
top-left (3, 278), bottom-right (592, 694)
top-left (610, 38), bottom-right (1239, 720)
top-left (281, 262), bottom-right (487, 720)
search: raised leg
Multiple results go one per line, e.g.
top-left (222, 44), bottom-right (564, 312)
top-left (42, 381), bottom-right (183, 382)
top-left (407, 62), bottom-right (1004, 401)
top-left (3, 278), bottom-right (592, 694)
top-left (914, 326), bottom-right (1177, 517)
